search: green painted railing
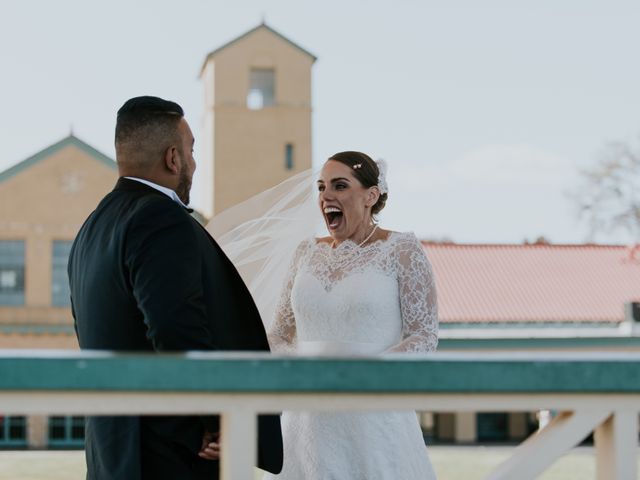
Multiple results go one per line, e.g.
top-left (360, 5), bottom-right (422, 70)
top-left (0, 350), bottom-right (638, 393)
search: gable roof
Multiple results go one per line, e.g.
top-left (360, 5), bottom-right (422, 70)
top-left (0, 135), bottom-right (116, 183)
top-left (423, 243), bottom-right (640, 324)
top-left (200, 22), bottom-right (317, 74)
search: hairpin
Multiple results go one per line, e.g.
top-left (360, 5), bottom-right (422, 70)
top-left (353, 163), bottom-right (362, 169)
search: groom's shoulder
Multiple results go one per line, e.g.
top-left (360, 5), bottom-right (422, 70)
top-left (101, 184), bottom-right (176, 211)
top-left (104, 189), bottom-right (191, 230)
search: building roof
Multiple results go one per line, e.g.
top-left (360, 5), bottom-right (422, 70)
top-left (200, 22), bottom-right (317, 74)
top-left (423, 243), bottom-right (640, 324)
top-left (0, 135), bottom-right (116, 183)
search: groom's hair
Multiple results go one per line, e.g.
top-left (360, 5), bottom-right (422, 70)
top-left (115, 96), bottom-right (184, 167)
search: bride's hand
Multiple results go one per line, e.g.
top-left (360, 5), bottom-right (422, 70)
top-left (198, 431), bottom-right (220, 460)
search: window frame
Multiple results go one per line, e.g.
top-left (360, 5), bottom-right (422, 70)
top-left (0, 240), bottom-right (25, 306)
top-left (48, 416), bottom-right (85, 449)
top-left (0, 416), bottom-right (27, 448)
top-left (247, 68), bottom-right (276, 110)
top-left (51, 240), bottom-right (73, 307)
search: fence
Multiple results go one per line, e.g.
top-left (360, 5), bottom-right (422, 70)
top-left (0, 350), bottom-right (638, 479)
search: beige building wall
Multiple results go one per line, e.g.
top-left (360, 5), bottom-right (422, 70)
top-left (0, 137), bottom-right (118, 347)
top-left (508, 412), bottom-right (529, 439)
top-left (200, 24), bottom-right (315, 217)
top-left (0, 138), bottom-right (114, 449)
top-left (454, 412), bottom-right (477, 443)
top-left (0, 333), bottom-right (79, 349)
top-left (436, 413), bottom-right (455, 441)
top-left (26, 415), bottom-right (48, 448)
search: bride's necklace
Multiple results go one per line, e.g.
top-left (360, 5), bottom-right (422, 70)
top-left (332, 224), bottom-right (379, 249)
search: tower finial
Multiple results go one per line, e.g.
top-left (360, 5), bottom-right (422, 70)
top-left (261, 13), bottom-right (266, 25)
top-left (69, 123), bottom-right (74, 137)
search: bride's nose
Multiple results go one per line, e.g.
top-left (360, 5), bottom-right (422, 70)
top-left (319, 189), bottom-right (334, 202)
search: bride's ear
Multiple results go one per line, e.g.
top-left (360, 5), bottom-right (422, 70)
top-left (366, 187), bottom-right (380, 208)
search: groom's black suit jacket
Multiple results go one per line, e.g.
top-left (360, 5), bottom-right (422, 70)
top-left (68, 178), bottom-right (282, 480)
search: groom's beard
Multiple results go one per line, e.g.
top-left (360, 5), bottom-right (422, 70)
top-left (176, 171), bottom-right (192, 205)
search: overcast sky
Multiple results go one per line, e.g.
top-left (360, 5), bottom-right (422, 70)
top-left (2, 0), bottom-right (639, 244)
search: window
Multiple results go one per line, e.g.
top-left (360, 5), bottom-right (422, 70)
top-left (0, 241), bottom-right (25, 306)
top-left (285, 143), bottom-right (294, 170)
top-left (52, 241), bottom-right (73, 306)
top-left (49, 416), bottom-right (85, 448)
top-left (0, 416), bottom-right (27, 447)
top-left (247, 68), bottom-right (275, 109)
top-left (476, 413), bottom-right (509, 442)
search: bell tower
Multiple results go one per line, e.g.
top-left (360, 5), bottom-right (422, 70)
top-left (199, 23), bottom-right (316, 217)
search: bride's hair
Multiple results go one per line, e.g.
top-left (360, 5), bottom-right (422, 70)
top-left (328, 151), bottom-right (388, 215)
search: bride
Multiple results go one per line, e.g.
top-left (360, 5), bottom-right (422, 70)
top-left (209, 151), bottom-right (438, 479)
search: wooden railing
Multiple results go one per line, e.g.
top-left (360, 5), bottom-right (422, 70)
top-left (0, 350), bottom-right (638, 480)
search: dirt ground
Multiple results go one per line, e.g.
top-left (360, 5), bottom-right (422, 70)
top-left (0, 446), bottom-right (637, 480)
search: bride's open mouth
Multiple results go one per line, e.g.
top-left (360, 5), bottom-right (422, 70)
top-left (324, 206), bottom-right (344, 230)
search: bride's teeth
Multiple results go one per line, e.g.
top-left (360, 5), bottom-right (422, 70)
top-left (324, 207), bottom-right (342, 214)
top-left (324, 206), bottom-right (342, 229)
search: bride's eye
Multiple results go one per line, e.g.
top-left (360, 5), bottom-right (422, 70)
top-left (335, 183), bottom-right (347, 190)
top-left (317, 185), bottom-right (325, 192)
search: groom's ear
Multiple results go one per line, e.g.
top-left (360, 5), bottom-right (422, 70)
top-left (164, 146), bottom-right (179, 175)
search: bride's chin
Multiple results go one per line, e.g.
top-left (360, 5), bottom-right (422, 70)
top-left (325, 224), bottom-right (340, 238)
top-left (329, 232), bottom-right (348, 244)
top-left (325, 229), bottom-right (338, 241)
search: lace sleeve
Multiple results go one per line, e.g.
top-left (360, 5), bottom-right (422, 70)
top-left (268, 239), bottom-right (310, 352)
top-left (387, 234), bottom-right (439, 353)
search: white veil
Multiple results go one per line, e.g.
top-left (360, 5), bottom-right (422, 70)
top-left (206, 169), bottom-right (322, 329)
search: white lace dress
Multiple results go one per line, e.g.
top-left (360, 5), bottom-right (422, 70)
top-left (264, 231), bottom-right (438, 480)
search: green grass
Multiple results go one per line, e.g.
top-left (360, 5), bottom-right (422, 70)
top-left (0, 446), bottom-right (637, 479)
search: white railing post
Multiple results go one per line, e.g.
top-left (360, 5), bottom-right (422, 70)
top-left (220, 408), bottom-right (257, 480)
top-left (485, 410), bottom-right (611, 480)
top-left (594, 410), bottom-right (639, 480)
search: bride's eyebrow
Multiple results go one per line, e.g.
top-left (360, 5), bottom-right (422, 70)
top-left (317, 177), bottom-right (351, 184)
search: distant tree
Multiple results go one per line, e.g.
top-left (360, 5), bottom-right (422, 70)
top-left (575, 137), bottom-right (640, 241)
top-left (523, 236), bottom-right (551, 245)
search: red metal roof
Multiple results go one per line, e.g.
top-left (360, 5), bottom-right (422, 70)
top-left (422, 243), bottom-right (640, 323)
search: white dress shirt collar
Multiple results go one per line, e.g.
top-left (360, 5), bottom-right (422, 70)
top-left (124, 177), bottom-right (189, 209)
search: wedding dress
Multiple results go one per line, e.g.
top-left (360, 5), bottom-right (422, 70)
top-left (264, 231), bottom-right (438, 480)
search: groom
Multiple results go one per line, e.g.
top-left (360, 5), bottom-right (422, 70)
top-left (68, 96), bottom-right (282, 479)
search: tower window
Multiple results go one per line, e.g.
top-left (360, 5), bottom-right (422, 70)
top-left (247, 68), bottom-right (275, 110)
top-left (285, 143), bottom-right (294, 170)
